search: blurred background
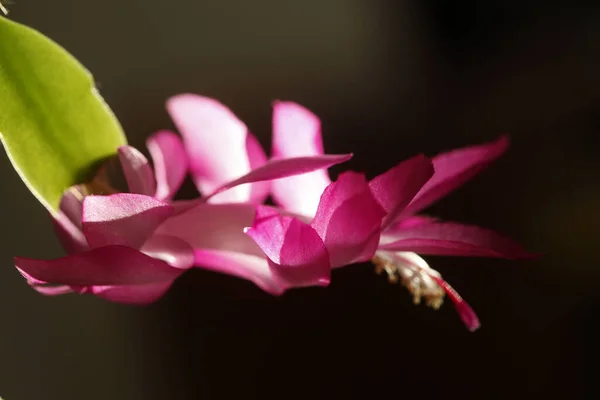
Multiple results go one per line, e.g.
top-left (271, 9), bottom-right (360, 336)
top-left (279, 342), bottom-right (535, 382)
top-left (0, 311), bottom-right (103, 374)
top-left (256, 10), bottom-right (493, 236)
top-left (1, 1), bottom-right (598, 399)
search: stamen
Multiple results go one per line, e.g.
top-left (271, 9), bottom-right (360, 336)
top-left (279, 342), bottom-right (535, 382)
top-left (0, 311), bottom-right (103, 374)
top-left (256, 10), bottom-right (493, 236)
top-left (0, 2), bottom-right (8, 15)
top-left (372, 251), bottom-right (481, 331)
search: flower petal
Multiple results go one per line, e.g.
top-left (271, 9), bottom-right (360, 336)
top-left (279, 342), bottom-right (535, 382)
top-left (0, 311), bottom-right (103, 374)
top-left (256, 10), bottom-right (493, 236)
top-left (91, 281), bottom-right (175, 304)
top-left (401, 136), bottom-right (509, 217)
top-left (155, 202), bottom-right (263, 256)
top-left (245, 208), bottom-right (331, 289)
top-left (52, 211), bottom-right (88, 254)
top-left (82, 193), bottom-right (173, 249)
top-left (141, 233), bottom-right (195, 269)
top-left (311, 172), bottom-right (386, 267)
top-left (271, 101), bottom-right (331, 217)
top-left (167, 94), bottom-right (264, 202)
top-left (245, 133), bottom-right (270, 204)
top-left (146, 130), bottom-right (188, 201)
top-left (204, 154), bottom-right (352, 202)
top-left (368, 154), bottom-right (434, 230)
top-left (15, 245), bottom-right (183, 286)
top-left (379, 222), bottom-right (537, 259)
top-left (430, 276), bottom-right (481, 332)
top-left (118, 145), bottom-right (157, 196)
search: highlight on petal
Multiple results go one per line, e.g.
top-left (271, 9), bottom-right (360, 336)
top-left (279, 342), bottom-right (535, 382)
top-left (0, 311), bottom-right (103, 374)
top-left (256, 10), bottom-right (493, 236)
top-left (368, 154), bottom-right (434, 230)
top-left (204, 154), bottom-right (352, 202)
top-left (82, 193), bottom-right (173, 249)
top-left (141, 234), bottom-right (195, 269)
top-left (146, 130), bottom-right (188, 201)
top-left (271, 101), bottom-right (331, 217)
top-left (156, 202), bottom-right (262, 256)
top-left (311, 172), bottom-right (386, 267)
top-left (118, 145), bottom-right (157, 196)
top-left (379, 222), bottom-right (537, 259)
top-left (15, 245), bottom-right (183, 286)
top-left (166, 94), bottom-right (263, 202)
top-left (401, 136), bottom-right (509, 217)
top-left (245, 208), bottom-right (331, 289)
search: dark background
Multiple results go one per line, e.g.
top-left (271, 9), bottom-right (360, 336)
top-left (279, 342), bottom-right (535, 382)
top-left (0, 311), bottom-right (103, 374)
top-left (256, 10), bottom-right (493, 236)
top-left (1, 1), bottom-right (599, 399)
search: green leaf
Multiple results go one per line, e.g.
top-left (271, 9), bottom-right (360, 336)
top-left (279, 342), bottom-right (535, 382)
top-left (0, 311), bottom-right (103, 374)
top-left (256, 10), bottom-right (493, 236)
top-left (0, 17), bottom-right (127, 214)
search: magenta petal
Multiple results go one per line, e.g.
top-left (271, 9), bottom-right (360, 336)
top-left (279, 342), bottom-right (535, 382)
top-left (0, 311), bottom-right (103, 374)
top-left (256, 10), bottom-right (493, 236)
top-left (245, 133), bottom-right (270, 204)
top-left (270, 101), bottom-right (331, 217)
top-left (156, 202), bottom-right (263, 256)
top-left (31, 284), bottom-right (74, 296)
top-left (386, 215), bottom-right (439, 232)
top-left (52, 211), bottom-right (88, 254)
top-left (380, 222), bottom-right (537, 259)
top-left (15, 245), bottom-right (183, 286)
top-left (311, 172), bottom-right (386, 267)
top-left (82, 194), bottom-right (173, 249)
top-left (401, 136), bottom-right (509, 217)
top-left (118, 145), bottom-right (157, 196)
top-left (167, 94), bottom-right (262, 202)
top-left (92, 281), bottom-right (174, 304)
top-left (205, 154), bottom-right (352, 202)
top-left (369, 154), bottom-right (434, 230)
top-left (245, 209), bottom-right (331, 288)
top-left (146, 130), bottom-right (188, 201)
top-left (141, 234), bottom-right (195, 269)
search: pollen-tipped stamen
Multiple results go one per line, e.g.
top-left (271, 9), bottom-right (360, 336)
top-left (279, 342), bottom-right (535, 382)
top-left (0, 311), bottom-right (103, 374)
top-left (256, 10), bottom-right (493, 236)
top-left (372, 251), bottom-right (481, 331)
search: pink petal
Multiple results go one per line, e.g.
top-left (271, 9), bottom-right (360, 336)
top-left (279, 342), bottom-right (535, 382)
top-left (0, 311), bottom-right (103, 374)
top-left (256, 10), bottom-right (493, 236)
top-left (245, 208), bottom-right (331, 289)
top-left (379, 222), bottom-right (537, 259)
top-left (91, 281), bottom-right (174, 304)
top-left (155, 202), bottom-right (263, 257)
top-left (82, 194), bottom-right (173, 249)
top-left (245, 133), bottom-right (270, 204)
top-left (146, 130), bottom-right (188, 201)
top-left (311, 172), bottom-right (386, 267)
top-left (386, 215), bottom-right (439, 232)
top-left (166, 94), bottom-right (265, 203)
top-left (118, 145), bottom-right (157, 196)
top-left (271, 101), bottom-right (331, 217)
top-left (31, 284), bottom-right (74, 296)
top-left (193, 248), bottom-right (284, 295)
top-left (15, 245), bottom-right (183, 286)
top-left (204, 154), bottom-right (352, 202)
top-left (52, 211), bottom-right (88, 254)
top-left (368, 154), bottom-right (434, 230)
top-left (140, 234), bottom-right (195, 269)
top-left (401, 136), bottom-right (509, 217)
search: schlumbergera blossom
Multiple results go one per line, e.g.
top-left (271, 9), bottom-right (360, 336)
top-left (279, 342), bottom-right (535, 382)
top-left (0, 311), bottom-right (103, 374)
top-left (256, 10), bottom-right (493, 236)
top-left (166, 94), bottom-right (536, 331)
top-left (15, 124), bottom-right (353, 302)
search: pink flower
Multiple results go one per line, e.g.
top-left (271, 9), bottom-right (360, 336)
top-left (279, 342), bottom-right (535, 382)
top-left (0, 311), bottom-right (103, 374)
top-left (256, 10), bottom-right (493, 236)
top-left (203, 99), bottom-right (534, 331)
top-left (15, 126), bottom-right (353, 301)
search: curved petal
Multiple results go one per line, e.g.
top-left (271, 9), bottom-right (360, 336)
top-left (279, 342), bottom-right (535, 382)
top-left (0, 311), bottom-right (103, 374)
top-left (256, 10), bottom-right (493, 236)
top-left (146, 130), bottom-right (188, 201)
top-left (271, 101), bottom-right (331, 217)
top-left (166, 94), bottom-right (264, 202)
top-left (118, 145), bottom-right (157, 196)
top-left (82, 193), bottom-right (173, 249)
top-left (245, 208), bottom-right (331, 289)
top-left (15, 245), bottom-right (183, 286)
top-left (401, 136), bottom-right (509, 217)
top-left (141, 234), bottom-right (195, 269)
top-left (368, 154), bottom-right (434, 230)
top-left (155, 202), bottom-right (263, 256)
top-left (204, 154), bottom-right (352, 202)
top-left (92, 281), bottom-right (174, 304)
top-left (245, 133), bottom-right (270, 204)
top-left (311, 172), bottom-right (386, 267)
top-left (193, 248), bottom-right (285, 295)
top-left (52, 211), bottom-right (88, 254)
top-left (379, 222), bottom-right (537, 259)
